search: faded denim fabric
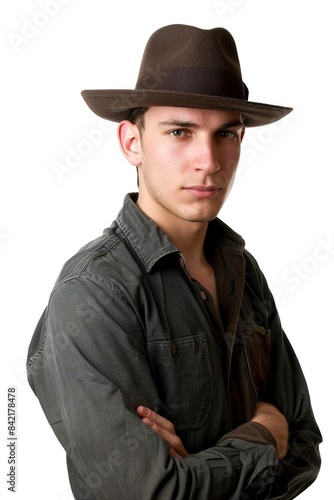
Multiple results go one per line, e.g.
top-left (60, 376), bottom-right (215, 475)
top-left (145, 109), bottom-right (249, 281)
top-left (27, 193), bottom-right (321, 499)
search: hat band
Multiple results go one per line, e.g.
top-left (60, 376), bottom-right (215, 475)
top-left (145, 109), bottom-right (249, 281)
top-left (136, 67), bottom-right (248, 100)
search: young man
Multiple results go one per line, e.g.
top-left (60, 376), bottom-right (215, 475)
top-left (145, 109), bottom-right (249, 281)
top-left (27, 24), bottom-right (322, 499)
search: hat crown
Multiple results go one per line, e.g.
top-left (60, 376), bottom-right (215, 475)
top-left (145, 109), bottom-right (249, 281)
top-left (135, 24), bottom-right (247, 99)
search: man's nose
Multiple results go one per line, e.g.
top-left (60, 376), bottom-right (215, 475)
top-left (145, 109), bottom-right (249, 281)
top-left (193, 139), bottom-right (220, 173)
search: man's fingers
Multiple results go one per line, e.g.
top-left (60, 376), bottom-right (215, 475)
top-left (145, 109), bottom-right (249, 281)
top-left (136, 406), bottom-right (188, 458)
top-left (136, 406), bottom-right (175, 432)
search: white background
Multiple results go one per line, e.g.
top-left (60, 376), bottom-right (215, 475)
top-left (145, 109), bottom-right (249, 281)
top-left (1, 0), bottom-right (332, 498)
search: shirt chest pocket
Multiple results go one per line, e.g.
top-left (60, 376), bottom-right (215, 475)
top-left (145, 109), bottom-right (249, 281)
top-left (146, 333), bottom-right (213, 431)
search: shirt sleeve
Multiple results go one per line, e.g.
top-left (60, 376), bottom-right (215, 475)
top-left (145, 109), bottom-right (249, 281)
top-left (266, 323), bottom-right (322, 499)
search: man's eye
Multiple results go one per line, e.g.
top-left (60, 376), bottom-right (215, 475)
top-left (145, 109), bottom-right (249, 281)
top-left (218, 130), bottom-right (235, 139)
top-left (169, 129), bottom-right (187, 137)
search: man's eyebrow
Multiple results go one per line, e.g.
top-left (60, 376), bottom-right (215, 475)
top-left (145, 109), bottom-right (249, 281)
top-left (158, 119), bottom-right (199, 128)
top-left (158, 119), bottom-right (244, 128)
top-left (219, 120), bottom-right (244, 129)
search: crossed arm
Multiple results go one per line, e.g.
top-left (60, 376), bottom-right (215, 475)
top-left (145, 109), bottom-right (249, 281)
top-left (137, 401), bottom-right (289, 460)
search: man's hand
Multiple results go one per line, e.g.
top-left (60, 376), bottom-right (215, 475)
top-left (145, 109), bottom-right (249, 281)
top-left (137, 401), bottom-right (289, 461)
top-left (251, 402), bottom-right (289, 459)
top-left (136, 406), bottom-right (188, 458)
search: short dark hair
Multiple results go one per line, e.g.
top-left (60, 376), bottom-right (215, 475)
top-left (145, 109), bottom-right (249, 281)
top-left (125, 107), bottom-right (149, 133)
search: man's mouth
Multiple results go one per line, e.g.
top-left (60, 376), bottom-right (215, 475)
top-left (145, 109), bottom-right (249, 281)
top-left (183, 186), bottom-right (221, 197)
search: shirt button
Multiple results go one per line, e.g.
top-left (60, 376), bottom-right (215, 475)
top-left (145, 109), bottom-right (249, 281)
top-left (171, 343), bottom-right (177, 355)
top-left (200, 291), bottom-right (207, 300)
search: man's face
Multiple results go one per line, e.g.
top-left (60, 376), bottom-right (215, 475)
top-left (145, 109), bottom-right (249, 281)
top-left (136, 106), bottom-right (245, 228)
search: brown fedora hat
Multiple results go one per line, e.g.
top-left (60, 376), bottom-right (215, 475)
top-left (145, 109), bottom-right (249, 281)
top-left (81, 24), bottom-right (292, 127)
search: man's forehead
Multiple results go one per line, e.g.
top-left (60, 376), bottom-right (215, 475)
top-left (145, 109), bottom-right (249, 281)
top-left (146, 106), bottom-right (243, 124)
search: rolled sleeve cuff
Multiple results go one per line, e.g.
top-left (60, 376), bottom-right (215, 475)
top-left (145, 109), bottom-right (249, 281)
top-left (219, 422), bottom-right (278, 451)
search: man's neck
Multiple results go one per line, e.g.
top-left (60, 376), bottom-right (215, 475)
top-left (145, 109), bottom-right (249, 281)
top-left (166, 221), bottom-right (219, 311)
top-left (135, 194), bottom-right (211, 273)
top-left (162, 220), bottom-right (209, 275)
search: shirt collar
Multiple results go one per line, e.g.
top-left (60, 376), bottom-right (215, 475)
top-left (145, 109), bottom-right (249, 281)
top-left (116, 193), bottom-right (245, 273)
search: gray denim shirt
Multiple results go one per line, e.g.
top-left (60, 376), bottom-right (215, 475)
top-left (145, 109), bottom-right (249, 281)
top-left (27, 193), bottom-right (322, 499)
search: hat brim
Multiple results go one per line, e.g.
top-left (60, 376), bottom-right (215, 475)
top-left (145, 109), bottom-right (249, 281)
top-left (81, 89), bottom-right (292, 127)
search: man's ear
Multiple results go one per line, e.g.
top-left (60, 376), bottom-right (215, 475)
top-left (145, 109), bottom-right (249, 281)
top-left (117, 120), bottom-right (143, 166)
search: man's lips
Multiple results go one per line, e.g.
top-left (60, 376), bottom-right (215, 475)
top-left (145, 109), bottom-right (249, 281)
top-left (183, 186), bottom-right (221, 197)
